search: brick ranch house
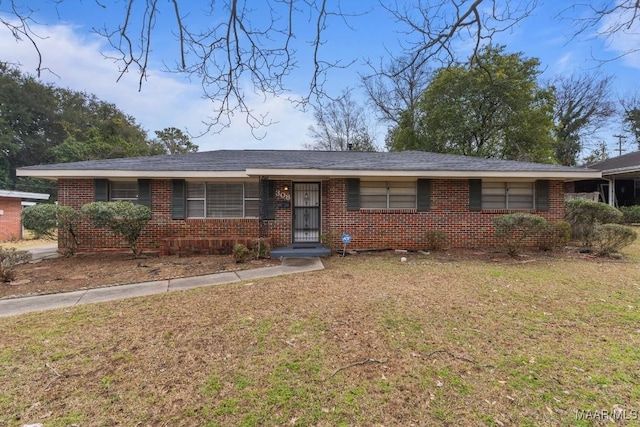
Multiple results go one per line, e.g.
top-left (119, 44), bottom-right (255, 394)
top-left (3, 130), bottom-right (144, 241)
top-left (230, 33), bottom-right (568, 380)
top-left (0, 190), bottom-right (50, 241)
top-left (17, 150), bottom-right (600, 256)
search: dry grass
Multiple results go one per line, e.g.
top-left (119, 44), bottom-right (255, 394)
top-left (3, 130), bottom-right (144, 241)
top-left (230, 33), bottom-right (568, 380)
top-left (2, 240), bottom-right (640, 426)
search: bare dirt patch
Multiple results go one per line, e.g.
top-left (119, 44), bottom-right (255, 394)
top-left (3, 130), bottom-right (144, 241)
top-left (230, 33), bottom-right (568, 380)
top-left (1, 247), bottom-right (278, 299)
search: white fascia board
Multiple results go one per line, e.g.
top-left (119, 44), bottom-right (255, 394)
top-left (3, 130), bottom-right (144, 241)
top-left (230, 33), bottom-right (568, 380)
top-left (245, 168), bottom-right (602, 180)
top-left (601, 166), bottom-right (640, 176)
top-left (0, 190), bottom-right (50, 200)
top-left (15, 169), bottom-right (251, 179)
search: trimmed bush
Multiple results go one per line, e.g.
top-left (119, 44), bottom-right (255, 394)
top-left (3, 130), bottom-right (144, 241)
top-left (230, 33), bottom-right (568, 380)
top-left (593, 224), bottom-right (638, 256)
top-left (494, 213), bottom-right (547, 256)
top-left (620, 206), bottom-right (640, 224)
top-left (565, 198), bottom-right (622, 247)
top-left (81, 201), bottom-right (152, 256)
top-left (538, 221), bottom-right (572, 251)
top-left (21, 203), bottom-right (58, 238)
top-left (424, 230), bottom-right (448, 251)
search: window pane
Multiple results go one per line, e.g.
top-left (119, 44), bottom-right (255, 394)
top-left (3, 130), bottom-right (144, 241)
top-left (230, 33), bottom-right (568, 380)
top-left (507, 182), bottom-right (533, 209)
top-left (187, 200), bottom-right (205, 217)
top-left (361, 195), bottom-right (387, 209)
top-left (389, 194), bottom-right (416, 209)
top-left (361, 181), bottom-right (387, 196)
top-left (207, 183), bottom-right (243, 218)
top-left (244, 182), bottom-right (259, 199)
top-left (187, 182), bottom-right (205, 198)
top-left (482, 182), bottom-right (506, 209)
top-left (245, 199), bottom-right (259, 217)
top-left (110, 181), bottom-right (138, 200)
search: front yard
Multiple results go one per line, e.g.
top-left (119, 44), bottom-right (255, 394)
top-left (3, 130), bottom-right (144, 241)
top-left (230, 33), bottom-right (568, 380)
top-left (1, 241), bottom-right (640, 426)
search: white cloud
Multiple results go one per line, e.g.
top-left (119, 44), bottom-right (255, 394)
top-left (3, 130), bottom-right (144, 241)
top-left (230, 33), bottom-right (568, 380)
top-left (0, 18), bottom-right (314, 151)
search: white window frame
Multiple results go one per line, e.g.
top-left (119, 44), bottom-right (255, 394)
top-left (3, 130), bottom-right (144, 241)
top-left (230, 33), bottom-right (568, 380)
top-left (482, 181), bottom-right (534, 210)
top-left (360, 181), bottom-right (417, 210)
top-left (186, 181), bottom-right (259, 218)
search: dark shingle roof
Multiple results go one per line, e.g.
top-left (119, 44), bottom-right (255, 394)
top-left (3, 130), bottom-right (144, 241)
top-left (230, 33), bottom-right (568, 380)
top-left (587, 151), bottom-right (640, 173)
top-left (19, 150), bottom-right (596, 173)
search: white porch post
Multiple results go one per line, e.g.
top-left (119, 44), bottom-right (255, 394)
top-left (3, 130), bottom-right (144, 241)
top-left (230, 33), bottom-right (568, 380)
top-left (608, 177), bottom-right (616, 207)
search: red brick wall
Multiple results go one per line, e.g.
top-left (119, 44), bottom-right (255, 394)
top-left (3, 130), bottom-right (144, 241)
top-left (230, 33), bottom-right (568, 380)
top-left (57, 177), bottom-right (567, 253)
top-left (58, 179), bottom-right (262, 254)
top-left (323, 178), bottom-right (566, 250)
top-left (0, 197), bottom-right (23, 241)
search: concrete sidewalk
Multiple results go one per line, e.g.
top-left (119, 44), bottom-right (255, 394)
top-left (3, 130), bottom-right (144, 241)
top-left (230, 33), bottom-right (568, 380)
top-left (0, 257), bottom-right (324, 317)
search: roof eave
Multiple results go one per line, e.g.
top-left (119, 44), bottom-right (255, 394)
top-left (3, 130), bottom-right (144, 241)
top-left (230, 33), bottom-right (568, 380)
top-left (17, 167), bottom-right (602, 180)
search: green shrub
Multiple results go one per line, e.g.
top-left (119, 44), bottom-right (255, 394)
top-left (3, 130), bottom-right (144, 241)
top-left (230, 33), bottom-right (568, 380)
top-left (21, 203), bottom-right (58, 238)
top-left (81, 201), bottom-right (152, 257)
top-left (565, 198), bottom-right (622, 247)
top-left (424, 230), bottom-right (448, 251)
top-left (233, 243), bottom-right (251, 263)
top-left (619, 206), bottom-right (640, 224)
top-left (494, 213), bottom-right (547, 256)
top-left (537, 221), bottom-right (571, 251)
top-left (593, 224), bottom-right (638, 256)
top-left (0, 247), bottom-right (32, 282)
top-left (252, 239), bottom-right (270, 259)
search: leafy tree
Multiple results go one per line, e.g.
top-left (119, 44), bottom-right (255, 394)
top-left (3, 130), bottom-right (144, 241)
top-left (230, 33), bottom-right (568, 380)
top-left (306, 92), bottom-right (377, 152)
top-left (81, 201), bottom-right (152, 257)
top-left (0, 64), bottom-right (164, 193)
top-left (389, 46), bottom-right (556, 162)
top-left (153, 127), bottom-right (198, 154)
top-left (621, 95), bottom-right (640, 149)
top-left (551, 74), bottom-right (615, 166)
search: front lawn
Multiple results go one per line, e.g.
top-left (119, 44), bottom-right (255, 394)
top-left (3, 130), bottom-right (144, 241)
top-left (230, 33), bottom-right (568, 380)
top-left (1, 242), bottom-right (639, 426)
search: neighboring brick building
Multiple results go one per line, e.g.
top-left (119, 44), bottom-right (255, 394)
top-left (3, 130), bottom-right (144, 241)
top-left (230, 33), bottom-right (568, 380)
top-left (17, 150), bottom-right (601, 255)
top-left (0, 190), bottom-right (50, 242)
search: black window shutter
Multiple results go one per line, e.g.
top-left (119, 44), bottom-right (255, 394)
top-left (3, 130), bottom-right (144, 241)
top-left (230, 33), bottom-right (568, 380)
top-left (469, 179), bottom-right (482, 211)
top-left (346, 178), bottom-right (360, 211)
top-left (417, 179), bottom-right (431, 211)
top-left (260, 179), bottom-right (275, 220)
top-left (138, 179), bottom-right (152, 208)
top-left (536, 180), bottom-right (550, 211)
top-left (172, 179), bottom-right (186, 220)
top-left (94, 179), bottom-right (109, 201)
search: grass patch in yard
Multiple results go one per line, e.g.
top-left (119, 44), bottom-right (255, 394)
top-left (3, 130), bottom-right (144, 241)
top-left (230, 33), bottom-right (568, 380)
top-left (3, 238), bottom-right (640, 425)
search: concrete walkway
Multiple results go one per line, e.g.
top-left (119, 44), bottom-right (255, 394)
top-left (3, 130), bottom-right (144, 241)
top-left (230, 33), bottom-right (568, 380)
top-left (0, 257), bottom-right (324, 318)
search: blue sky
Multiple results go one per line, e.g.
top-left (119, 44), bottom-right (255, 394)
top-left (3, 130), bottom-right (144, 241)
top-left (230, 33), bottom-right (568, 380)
top-left (1, 1), bottom-right (639, 156)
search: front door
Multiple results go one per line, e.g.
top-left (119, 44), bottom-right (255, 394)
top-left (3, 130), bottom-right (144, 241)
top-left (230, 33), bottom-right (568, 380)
top-left (292, 183), bottom-right (321, 243)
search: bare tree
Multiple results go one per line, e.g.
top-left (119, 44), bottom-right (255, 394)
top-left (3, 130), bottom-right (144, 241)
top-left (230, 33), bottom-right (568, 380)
top-left (305, 91), bottom-right (377, 151)
top-left (561, 1), bottom-right (640, 62)
top-left (1, 0), bottom-right (360, 132)
top-left (551, 73), bottom-right (616, 166)
top-left (362, 56), bottom-right (432, 126)
top-left (380, 0), bottom-right (537, 73)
